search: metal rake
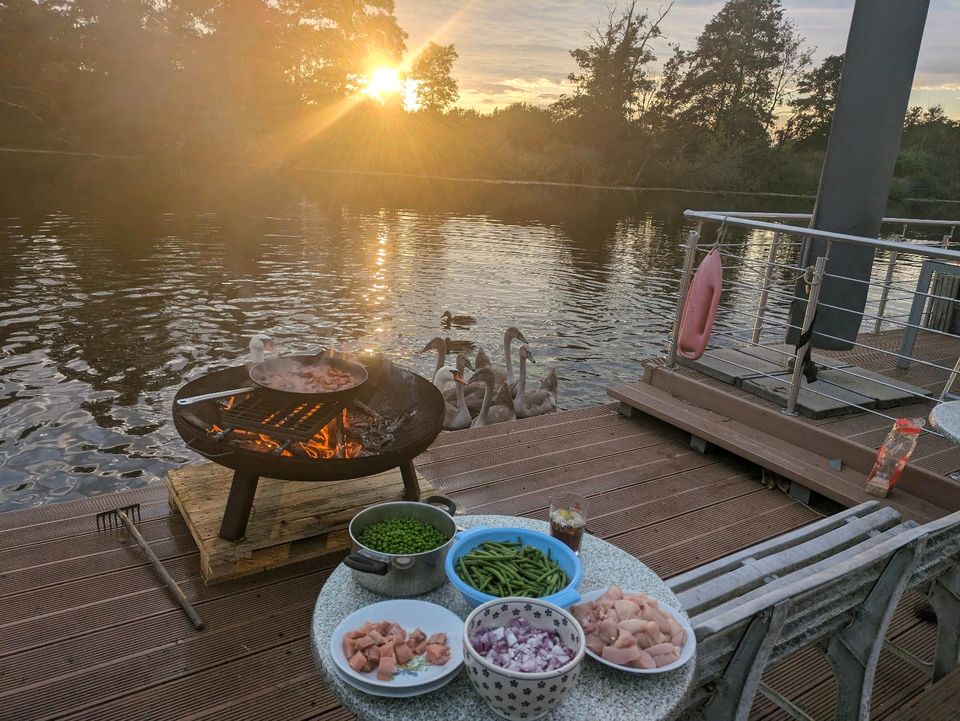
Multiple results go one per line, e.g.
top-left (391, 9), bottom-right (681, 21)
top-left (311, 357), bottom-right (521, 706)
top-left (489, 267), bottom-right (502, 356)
top-left (96, 503), bottom-right (204, 630)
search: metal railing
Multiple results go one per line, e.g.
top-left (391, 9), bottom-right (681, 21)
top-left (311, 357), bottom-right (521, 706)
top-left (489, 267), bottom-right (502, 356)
top-left (667, 210), bottom-right (960, 435)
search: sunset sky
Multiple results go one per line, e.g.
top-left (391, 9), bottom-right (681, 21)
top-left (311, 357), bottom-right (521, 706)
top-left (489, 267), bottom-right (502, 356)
top-left (395, 1), bottom-right (960, 119)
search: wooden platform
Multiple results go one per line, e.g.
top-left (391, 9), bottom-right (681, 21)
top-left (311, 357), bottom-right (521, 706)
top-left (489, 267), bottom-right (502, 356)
top-left (167, 464), bottom-right (435, 584)
top-left (0, 403), bottom-right (946, 721)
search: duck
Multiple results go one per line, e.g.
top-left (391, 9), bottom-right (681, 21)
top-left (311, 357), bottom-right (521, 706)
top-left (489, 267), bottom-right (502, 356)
top-left (433, 367), bottom-right (471, 430)
top-left (441, 310), bottom-right (477, 327)
top-left (445, 337), bottom-right (477, 354)
top-left (249, 334), bottom-right (275, 364)
top-left (420, 337), bottom-right (447, 376)
top-left (513, 345), bottom-right (558, 418)
top-left (468, 366), bottom-right (516, 428)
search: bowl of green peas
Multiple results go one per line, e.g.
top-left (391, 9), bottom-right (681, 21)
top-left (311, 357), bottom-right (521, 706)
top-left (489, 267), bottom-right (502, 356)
top-left (345, 496), bottom-right (458, 597)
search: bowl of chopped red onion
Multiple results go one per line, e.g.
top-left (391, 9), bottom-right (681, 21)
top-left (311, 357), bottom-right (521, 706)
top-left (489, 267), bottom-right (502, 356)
top-left (463, 597), bottom-right (585, 720)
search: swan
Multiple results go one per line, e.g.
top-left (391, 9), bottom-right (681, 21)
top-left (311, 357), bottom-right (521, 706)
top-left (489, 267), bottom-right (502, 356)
top-left (433, 367), bottom-right (471, 430)
top-left (442, 353), bottom-right (475, 402)
top-left (420, 337), bottom-right (447, 376)
top-left (441, 311), bottom-right (477, 327)
top-left (501, 327), bottom-right (528, 387)
top-left (249, 334), bottom-right (275, 364)
top-left (468, 366), bottom-right (516, 428)
top-left (513, 345), bottom-right (558, 418)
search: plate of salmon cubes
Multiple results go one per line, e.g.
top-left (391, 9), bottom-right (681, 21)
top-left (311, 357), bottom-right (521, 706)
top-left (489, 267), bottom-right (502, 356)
top-left (330, 599), bottom-right (464, 689)
top-left (571, 586), bottom-right (696, 674)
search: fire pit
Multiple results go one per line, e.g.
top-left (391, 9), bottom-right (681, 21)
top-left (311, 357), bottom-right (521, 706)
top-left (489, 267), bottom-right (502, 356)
top-left (172, 354), bottom-right (445, 542)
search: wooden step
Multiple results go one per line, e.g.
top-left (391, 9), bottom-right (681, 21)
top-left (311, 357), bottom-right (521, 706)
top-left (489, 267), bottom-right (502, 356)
top-left (608, 378), bottom-right (945, 523)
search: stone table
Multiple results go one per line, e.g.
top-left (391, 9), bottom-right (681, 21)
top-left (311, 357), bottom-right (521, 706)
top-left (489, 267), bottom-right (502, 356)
top-left (930, 400), bottom-right (960, 443)
top-left (311, 514), bottom-right (695, 721)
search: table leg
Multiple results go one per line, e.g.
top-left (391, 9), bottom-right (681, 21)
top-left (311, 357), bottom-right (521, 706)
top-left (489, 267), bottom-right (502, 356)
top-left (219, 470), bottom-right (259, 542)
top-left (399, 461), bottom-right (421, 501)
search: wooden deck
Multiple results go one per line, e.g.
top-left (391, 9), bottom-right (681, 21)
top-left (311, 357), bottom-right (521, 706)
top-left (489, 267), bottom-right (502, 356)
top-left (0, 402), bottom-right (943, 721)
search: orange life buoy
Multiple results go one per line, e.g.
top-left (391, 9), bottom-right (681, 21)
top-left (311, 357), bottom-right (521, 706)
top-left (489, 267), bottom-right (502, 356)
top-left (677, 248), bottom-right (722, 360)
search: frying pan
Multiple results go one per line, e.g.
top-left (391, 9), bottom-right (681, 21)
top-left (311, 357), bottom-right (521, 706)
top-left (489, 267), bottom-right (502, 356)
top-left (176, 351), bottom-right (368, 406)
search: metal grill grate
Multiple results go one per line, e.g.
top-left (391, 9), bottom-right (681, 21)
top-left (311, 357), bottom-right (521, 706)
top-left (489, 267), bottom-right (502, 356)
top-left (220, 394), bottom-right (345, 442)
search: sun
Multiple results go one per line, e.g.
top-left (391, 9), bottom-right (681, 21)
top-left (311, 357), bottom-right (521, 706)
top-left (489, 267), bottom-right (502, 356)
top-left (361, 66), bottom-right (420, 111)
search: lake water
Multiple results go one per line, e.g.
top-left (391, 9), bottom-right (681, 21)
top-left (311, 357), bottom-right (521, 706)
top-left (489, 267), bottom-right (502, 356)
top-left (0, 163), bottom-right (946, 510)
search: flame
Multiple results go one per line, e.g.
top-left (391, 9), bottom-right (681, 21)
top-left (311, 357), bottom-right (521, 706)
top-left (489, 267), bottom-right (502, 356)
top-left (206, 407), bottom-right (363, 458)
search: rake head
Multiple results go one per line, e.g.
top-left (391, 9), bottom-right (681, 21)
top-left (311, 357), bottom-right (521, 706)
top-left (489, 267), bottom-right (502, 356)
top-left (96, 503), bottom-right (142, 532)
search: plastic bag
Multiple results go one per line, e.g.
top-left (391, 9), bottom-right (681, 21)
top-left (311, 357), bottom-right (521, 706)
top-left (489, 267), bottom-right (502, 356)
top-left (865, 418), bottom-right (924, 497)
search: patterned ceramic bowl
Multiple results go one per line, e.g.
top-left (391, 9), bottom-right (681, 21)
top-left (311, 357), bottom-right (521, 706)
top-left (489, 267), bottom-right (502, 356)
top-left (463, 598), bottom-right (585, 721)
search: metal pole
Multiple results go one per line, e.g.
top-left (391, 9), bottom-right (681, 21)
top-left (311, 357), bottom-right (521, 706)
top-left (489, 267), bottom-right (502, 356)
top-left (667, 224), bottom-right (701, 368)
top-left (752, 232), bottom-right (782, 345)
top-left (944, 226), bottom-right (956, 249)
top-left (874, 223), bottom-right (907, 334)
top-left (784, 256), bottom-right (828, 416)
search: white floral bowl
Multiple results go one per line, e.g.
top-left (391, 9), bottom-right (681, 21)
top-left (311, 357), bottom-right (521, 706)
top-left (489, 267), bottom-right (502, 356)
top-left (463, 598), bottom-right (585, 721)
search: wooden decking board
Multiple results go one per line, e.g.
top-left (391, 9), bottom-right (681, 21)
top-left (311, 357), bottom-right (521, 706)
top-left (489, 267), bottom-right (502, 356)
top-left (0, 485), bottom-right (170, 532)
top-left (1, 387), bottom-right (946, 721)
top-left (442, 441), bottom-right (709, 512)
top-left (0, 569), bottom-right (332, 693)
top-left (419, 425), bottom-right (687, 491)
top-left (464, 452), bottom-right (729, 516)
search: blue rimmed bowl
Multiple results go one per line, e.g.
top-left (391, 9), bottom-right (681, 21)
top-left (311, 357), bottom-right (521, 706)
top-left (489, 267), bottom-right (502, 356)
top-left (444, 527), bottom-right (582, 609)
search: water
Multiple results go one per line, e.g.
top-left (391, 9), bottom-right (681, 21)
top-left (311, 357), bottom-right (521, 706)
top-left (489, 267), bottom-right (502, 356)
top-left (0, 164), bottom-right (944, 510)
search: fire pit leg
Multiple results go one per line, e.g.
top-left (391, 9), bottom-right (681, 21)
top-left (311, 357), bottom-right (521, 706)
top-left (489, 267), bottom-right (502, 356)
top-left (219, 470), bottom-right (260, 542)
top-left (399, 461), bottom-right (421, 501)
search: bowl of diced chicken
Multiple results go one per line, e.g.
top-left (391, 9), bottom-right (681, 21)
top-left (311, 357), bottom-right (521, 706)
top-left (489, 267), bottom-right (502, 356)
top-left (570, 586), bottom-right (695, 674)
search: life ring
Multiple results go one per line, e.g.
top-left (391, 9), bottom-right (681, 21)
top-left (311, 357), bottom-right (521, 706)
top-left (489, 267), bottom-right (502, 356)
top-left (677, 248), bottom-right (722, 360)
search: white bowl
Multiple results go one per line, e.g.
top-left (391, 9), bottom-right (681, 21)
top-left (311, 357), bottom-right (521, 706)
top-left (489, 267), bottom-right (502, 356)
top-left (576, 588), bottom-right (696, 674)
top-left (329, 599), bottom-right (464, 688)
top-left (463, 598), bottom-right (585, 721)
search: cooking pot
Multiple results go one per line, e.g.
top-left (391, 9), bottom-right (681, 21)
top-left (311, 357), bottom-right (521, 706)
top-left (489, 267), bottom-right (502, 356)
top-left (344, 496), bottom-right (457, 597)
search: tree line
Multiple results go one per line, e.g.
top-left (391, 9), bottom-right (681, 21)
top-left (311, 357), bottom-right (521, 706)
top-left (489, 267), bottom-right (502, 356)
top-left (1, 0), bottom-right (957, 200)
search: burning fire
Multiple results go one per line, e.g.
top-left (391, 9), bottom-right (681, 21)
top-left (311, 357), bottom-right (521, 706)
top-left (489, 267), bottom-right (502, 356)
top-left (208, 403), bottom-right (363, 459)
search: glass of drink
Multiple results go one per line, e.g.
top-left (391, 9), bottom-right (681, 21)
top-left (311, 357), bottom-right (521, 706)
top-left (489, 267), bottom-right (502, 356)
top-left (549, 493), bottom-right (589, 555)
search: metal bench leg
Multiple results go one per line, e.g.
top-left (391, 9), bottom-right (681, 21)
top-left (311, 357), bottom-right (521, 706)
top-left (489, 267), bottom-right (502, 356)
top-left (930, 561), bottom-right (960, 682)
top-left (824, 540), bottom-right (925, 721)
top-left (698, 602), bottom-right (788, 721)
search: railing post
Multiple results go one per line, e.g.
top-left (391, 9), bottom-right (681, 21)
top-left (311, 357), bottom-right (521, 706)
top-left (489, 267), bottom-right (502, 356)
top-left (944, 225), bottom-right (956, 249)
top-left (667, 223), bottom-right (702, 368)
top-left (873, 224), bottom-right (906, 335)
top-left (751, 231), bottom-right (782, 345)
top-left (784, 256), bottom-right (828, 416)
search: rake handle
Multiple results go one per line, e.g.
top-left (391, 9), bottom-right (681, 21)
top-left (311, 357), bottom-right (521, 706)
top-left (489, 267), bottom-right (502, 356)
top-left (117, 510), bottom-right (205, 630)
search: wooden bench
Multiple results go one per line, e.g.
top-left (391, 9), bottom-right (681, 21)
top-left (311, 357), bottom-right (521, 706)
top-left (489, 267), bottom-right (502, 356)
top-left (668, 501), bottom-right (960, 721)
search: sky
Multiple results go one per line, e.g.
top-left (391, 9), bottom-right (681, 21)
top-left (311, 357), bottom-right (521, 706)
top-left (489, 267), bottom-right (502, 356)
top-left (394, 0), bottom-right (960, 118)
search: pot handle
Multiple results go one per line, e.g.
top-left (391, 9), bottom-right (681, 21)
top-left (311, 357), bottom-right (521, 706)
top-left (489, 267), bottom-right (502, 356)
top-left (422, 495), bottom-right (457, 516)
top-left (343, 554), bottom-right (390, 576)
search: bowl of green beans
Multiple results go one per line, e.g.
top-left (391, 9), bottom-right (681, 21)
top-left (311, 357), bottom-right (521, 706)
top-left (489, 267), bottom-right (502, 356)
top-left (445, 527), bottom-right (582, 609)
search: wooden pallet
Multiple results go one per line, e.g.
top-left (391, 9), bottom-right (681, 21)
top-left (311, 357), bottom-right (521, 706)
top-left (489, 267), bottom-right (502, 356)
top-left (166, 463), bottom-right (436, 585)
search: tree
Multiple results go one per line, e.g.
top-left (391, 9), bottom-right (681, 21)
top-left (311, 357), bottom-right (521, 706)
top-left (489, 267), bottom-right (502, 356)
top-left (552, 1), bottom-right (673, 133)
top-left (409, 42), bottom-right (458, 112)
top-left (654, 0), bottom-right (810, 141)
top-left (781, 54), bottom-right (843, 149)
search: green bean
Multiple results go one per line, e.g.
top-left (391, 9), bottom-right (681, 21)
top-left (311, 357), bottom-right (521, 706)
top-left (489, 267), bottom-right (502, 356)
top-left (453, 540), bottom-right (569, 598)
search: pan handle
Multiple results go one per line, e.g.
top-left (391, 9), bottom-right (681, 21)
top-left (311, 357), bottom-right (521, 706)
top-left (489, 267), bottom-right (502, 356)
top-left (422, 495), bottom-right (457, 516)
top-left (176, 387), bottom-right (254, 406)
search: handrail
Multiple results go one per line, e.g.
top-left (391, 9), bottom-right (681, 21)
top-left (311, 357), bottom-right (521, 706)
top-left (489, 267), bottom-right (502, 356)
top-left (696, 211), bottom-right (959, 229)
top-left (683, 211), bottom-right (960, 262)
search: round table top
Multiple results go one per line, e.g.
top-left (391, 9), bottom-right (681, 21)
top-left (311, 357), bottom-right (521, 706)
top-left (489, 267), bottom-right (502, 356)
top-left (930, 401), bottom-right (960, 443)
top-left (311, 514), bottom-right (695, 721)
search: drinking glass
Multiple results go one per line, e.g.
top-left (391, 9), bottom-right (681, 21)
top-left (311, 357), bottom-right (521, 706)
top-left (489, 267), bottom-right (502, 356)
top-left (549, 493), bottom-right (589, 555)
